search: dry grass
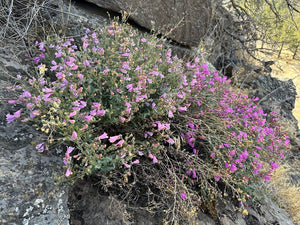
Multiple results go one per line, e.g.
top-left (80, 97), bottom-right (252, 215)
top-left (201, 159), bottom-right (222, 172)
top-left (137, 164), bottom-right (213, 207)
top-left (270, 161), bottom-right (300, 225)
top-left (256, 46), bottom-right (300, 128)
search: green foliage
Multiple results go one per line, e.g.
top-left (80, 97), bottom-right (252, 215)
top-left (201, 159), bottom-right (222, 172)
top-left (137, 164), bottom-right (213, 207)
top-left (6, 19), bottom-right (291, 222)
top-left (236, 0), bottom-right (299, 55)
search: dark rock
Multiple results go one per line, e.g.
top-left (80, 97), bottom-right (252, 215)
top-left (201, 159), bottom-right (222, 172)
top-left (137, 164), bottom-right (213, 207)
top-left (238, 72), bottom-right (298, 131)
top-left (217, 197), bottom-right (295, 225)
top-left (83, 0), bottom-right (214, 46)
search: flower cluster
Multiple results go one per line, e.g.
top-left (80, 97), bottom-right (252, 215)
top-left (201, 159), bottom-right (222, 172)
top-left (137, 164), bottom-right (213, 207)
top-left (6, 20), bottom-right (290, 213)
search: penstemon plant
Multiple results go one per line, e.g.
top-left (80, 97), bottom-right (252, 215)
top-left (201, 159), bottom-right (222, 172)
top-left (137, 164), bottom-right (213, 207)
top-left (6, 19), bottom-right (290, 219)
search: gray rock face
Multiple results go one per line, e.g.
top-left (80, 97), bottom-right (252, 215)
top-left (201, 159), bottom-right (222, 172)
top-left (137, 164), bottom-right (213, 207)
top-left (238, 72), bottom-right (298, 133)
top-left (84, 0), bottom-right (213, 46)
top-left (0, 48), bottom-right (70, 224)
top-left (218, 197), bottom-right (295, 225)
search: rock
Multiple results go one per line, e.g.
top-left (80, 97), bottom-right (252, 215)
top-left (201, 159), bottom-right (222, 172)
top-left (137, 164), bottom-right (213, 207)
top-left (236, 72), bottom-right (298, 131)
top-left (0, 48), bottom-right (70, 224)
top-left (84, 0), bottom-right (214, 46)
top-left (217, 197), bottom-right (295, 225)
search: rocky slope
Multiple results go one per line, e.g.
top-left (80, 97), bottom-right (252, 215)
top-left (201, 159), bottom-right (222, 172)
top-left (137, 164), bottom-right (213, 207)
top-left (0, 0), bottom-right (298, 224)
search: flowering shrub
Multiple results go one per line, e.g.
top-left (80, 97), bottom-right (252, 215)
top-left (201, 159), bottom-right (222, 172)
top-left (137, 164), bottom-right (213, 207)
top-left (6, 20), bottom-right (290, 221)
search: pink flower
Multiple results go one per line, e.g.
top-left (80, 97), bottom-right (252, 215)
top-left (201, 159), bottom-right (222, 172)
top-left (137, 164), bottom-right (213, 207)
top-left (167, 138), bottom-right (175, 145)
top-left (97, 109), bottom-right (106, 116)
top-left (271, 162), bottom-right (279, 170)
top-left (6, 114), bottom-right (16, 123)
top-left (66, 146), bottom-right (74, 158)
top-left (229, 163), bottom-right (237, 173)
top-left (81, 124), bottom-right (88, 131)
top-left (68, 111), bottom-right (77, 117)
top-left (124, 163), bottom-right (130, 168)
top-left (149, 153), bottom-right (158, 163)
top-left (98, 132), bottom-right (108, 139)
top-left (107, 29), bottom-right (114, 35)
top-left (168, 110), bottom-right (174, 118)
top-left (30, 110), bottom-right (40, 118)
top-left (132, 159), bottom-right (139, 164)
top-left (215, 176), bottom-right (220, 182)
top-left (8, 100), bottom-right (17, 104)
top-left (240, 150), bottom-right (249, 161)
top-left (284, 139), bottom-right (290, 145)
top-left (22, 90), bottom-right (31, 98)
top-left (253, 151), bottom-right (259, 157)
top-left (71, 131), bottom-right (78, 140)
top-left (65, 168), bottom-right (72, 177)
top-left (115, 139), bottom-right (124, 147)
top-left (192, 169), bottom-right (197, 179)
top-left (180, 192), bottom-right (187, 199)
top-left (188, 138), bottom-right (195, 148)
top-left (35, 142), bottom-right (45, 152)
top-left (83, 115), bottom-right (93, 122)
top-left (109, 135), bottom-right (121, 143)
top-left (126, 84), bottom-right (133, 92)
top-left (187, 122), bottom-right (195, 129)
top-left (178, 106), bottom-right (187, 112)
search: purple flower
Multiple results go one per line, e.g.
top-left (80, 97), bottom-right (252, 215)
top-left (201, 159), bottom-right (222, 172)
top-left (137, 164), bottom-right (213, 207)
top-left (97, 109), bottom-right (106, 116)
top-left (270, 162), bottom-right (279, 170)
top-left (229, 163), bottom-right (237, 173)
top-left (132, 159), bottom-right (139, 164)
top-left (71, 131), bottom-right (78, 140)
top-left (229, 150), bottom-right (235, 156)
top-left (22, 90), bottom-right (31, 98)
top-left (65, 168), bottom-right (72, 177)
top-left (149, 153), bottom-right (158, 163)
top-left (13, 109), bottom-right (21, 118)
top-left (6, 114), bottom-right (16, 123)
top-left (284, 139), bottom-right (290, 145)
top-left (192, 169), bottom-right (197, 179)
top-left (36, 142), bottom-right (45, 152)
top-left (167, 138), bottom-right (175, 145)
top-left (126, 84), bottom-right (133, 92)
top-left (8, 100), bottom-right (17, 104)
top-left (109, 135), bottom-right (121, 143)
top-left (215, 176), bottom-right (220, 182)
top-left (83, 115), bottom-right (93, 122)
top-left (180, 192), bottom-right (187, 199)
top-left (68, 111), bottom-right (77, 117)
top-left (187, 122), bottom-right (195, 129)
top-left (30, 110), bottom-right (40, 118)
top-left (124, 163), bottom-right (130, 168)
top-left (168, 110), bottom-right (174, 118)
top-left (115, 139), bottom-right (124, 147)
top-left (66, 146), bottom-right (74, 158)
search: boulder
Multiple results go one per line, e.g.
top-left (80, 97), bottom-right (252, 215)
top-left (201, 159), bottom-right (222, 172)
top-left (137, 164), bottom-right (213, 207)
top-left (84, 0), bottom-right (214, 46)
